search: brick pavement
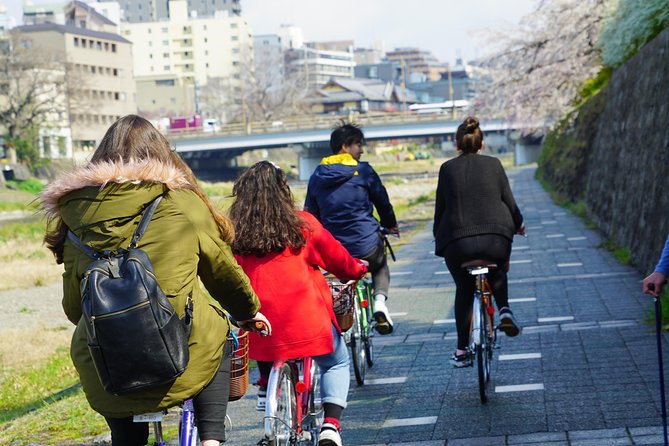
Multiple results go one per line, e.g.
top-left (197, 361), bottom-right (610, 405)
top-left (224, 165), bottom-right (668, 446)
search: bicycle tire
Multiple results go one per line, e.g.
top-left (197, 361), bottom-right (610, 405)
top-left (361, 283), bottom-right (375, 368)
top-left (476, 299), bottom-right (491, 404)
top-left (265, 362), bottom-right (298, 445)
top-left (305, 360), bottom-right (323, 446)
top-left (350, 298), bottom-right (366, 385)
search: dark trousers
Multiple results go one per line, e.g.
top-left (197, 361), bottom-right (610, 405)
top-left (106, 341), bottom-right (232, 445)
top-left (360, 239), bottom-right (390, 298)
top-left (444, 234), bottom-right (512, 350)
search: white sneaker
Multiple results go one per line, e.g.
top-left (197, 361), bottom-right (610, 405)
top-left (372, 295), bottom-right (394, 335)
top-left (318, 423), bottom-right (343, 446)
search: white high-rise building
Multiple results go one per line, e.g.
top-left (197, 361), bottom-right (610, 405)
top-left (121, 0), bottom-right (252, 117)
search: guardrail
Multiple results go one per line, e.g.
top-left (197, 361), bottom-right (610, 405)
top-left (166, 111), bottom-right (460, 140)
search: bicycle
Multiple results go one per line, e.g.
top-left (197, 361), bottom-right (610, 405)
top-left (134, 331), bottom-right (248, 445)
top-left (258, 355), bottom-right (322, 445)
top-left (327, 274), bottom-right (375, 386)
top-left (461, 259), bottom-right (498, 404)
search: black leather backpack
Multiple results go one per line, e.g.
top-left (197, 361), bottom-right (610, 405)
top-left (67, 196), bottom-right (192, 395)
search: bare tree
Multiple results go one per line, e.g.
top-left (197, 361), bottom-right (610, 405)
top-left (470, 0), bottom-right (614, 131)
top-left (0, 32), bottom-right (88, 165)
top-left (199, 51), bottom-right (309, 126)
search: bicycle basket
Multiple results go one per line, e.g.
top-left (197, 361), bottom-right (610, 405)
top-left (228, 330), bottom-right (249, 401)
top-left (326, 275), bottom-right (356, 331)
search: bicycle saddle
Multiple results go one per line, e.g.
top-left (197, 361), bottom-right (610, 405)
top-left (461, 259), bottom-right (498, 268)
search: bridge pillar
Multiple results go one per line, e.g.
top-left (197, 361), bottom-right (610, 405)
top-left (295, 144), bottom-right (331, 181)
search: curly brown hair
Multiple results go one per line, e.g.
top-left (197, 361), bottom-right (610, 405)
top-left (229, 161), bottom-right (307, 256)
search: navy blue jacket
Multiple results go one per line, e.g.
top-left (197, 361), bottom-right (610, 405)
top-left (304, 153), bottom-right (397, 258)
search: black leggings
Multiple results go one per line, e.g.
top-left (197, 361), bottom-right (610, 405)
top-left (106, 341), bottom-right (232, 445)
top-left (444, 234), bottom-right (512, 350)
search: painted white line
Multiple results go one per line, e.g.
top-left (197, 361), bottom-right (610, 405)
top-left (527, 226), bottom-right (542, 231)
top-left (546, 234), bottom-right (565, 238)
top-left (382, 416), bottom-right (438, 428)
top-left (391, 271), bottom-right (413, 276)
top-left (538, 316), bottom-right (574, 323)
top-left (541, 221), bottom-right (557, 224)
top-left (539, 210), bottom-right (551, 213)
top-left (389, 312), bottom-right (407, 317)
top-left (365, 377), bottom-right (407, 385)
top-left (567, 236), bottom-right (587, 241)
top-left (499, 353), bottom-right (542, 361)
top-left (557, 262), bottom-right (582, 267)
top-left (495, 383), bottom-right (544, 393)
top-left (433, 319), bottom-right (456, 324)
top-left (510, 259), bottom-right (532, 264)
top-left (513, 245), bottom-right (530, 250)
top-left (508, 297), bottom-right (536, 303)
top-left (434, 271), bottom-right (449, 275)
top-left (554, 212), bottom-right (566, 216)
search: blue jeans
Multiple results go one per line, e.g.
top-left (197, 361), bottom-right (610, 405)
top-left (312, 325), bottom-right (350, 408)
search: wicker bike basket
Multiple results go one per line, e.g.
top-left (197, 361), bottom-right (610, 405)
top-left (326, 275), bottom-right (356, 331)
top-left (228, 330), bottom-right (249, 401)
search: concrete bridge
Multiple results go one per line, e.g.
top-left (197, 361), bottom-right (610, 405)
top-left (169, 114), bottom-right (540, 180)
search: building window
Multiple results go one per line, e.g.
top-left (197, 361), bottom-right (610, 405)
top-left (114, 92), bottom-right (120, 100)
top-left (156, 79), bottom-right (175, 86)
top-left (231, 23), bottom-right (238, 28)
top-left (91, 66), bottom-right (96, 74)
top-left (161, 27), bottom-right (168, 33)
top-left (113, 68), bottom-right (118, 76)
top-left (112, 44), bottom-right (117, 52)
top-left (74, 37), bottom-right (79, 47)
top-left (164, 65), bottom-right (170, 70)
top-left (231, 36), bottom-right (238, 41)
top-left (163, 40), bottom-right (169, 45)
top-left (163, 52), bottom-right (169, 58)
top-left (104, 42), bottom-right (109, 51)
top-left (97, 41), bottom-right (102, 50)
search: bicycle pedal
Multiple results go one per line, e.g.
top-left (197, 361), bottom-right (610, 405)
top-left (298, 431), bottom-right (312, 442)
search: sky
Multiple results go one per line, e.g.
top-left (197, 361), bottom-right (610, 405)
top-left (4, 0), bottom-right (539, 64)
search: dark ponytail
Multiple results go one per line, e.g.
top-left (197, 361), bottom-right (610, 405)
top-left (455, 116), bottom-right (483, 154)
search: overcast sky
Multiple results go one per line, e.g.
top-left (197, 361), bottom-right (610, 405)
top-left (5, 0), bottom-right (539, 64)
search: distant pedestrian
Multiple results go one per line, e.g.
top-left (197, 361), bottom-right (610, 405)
top-left (433, 116), bottom-right (525, 368)
top-left (304, 122), bottom-right (399, 335)
top-left (643, 235), bottom-right (669, 295)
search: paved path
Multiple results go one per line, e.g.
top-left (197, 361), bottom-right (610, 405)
top-left (225, 165), bottom-right (668, 446)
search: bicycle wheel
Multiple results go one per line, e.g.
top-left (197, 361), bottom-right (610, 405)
top-left (361, 282), bottom-right (375, 368)
top-left (476, 299), bottom-right (491, 404)
top-left (304, 360), bottom-right (323, 446)
top-left (350, 297), bottom-right (366, 385)
top-left (265, 362), bottom-right (298, 445)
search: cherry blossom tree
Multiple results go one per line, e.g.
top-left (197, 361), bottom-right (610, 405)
top-left (470, 0), bottom-right (614, 131)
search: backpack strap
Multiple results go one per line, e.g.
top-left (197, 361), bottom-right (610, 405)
top-left (129, 196), bottom-right (163, 249)
top-left (67, 230), bottom-right (102, 259)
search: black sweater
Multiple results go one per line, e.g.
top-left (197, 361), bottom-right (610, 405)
top-left (433, 153), bottom-right (523, 256)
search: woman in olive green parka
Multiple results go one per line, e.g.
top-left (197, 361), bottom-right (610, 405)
top-left (40, 115), bottom-right (269, 446)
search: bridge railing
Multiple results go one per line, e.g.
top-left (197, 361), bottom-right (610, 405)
top-left (166, 111), bottom-right (461, 140)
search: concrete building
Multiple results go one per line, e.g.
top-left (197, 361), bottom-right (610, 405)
top-left (384, 47), bottom-right (447, 81)
top-left (285, 41), bottom-right (355, 89)
top-left (98, 0), bottom-right (240, 23)
top-left (121, 0), bottom-right (253, 117)
top-left (15, 1), bottom-right (136, 151)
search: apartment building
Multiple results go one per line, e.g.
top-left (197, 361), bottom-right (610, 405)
top-left (99, 0), bottom-right (241, 23)
top-left (14, 2), bottom-right (136, 151)
top-left (285, 41), bottom-right (355, 89)
top-left (384, 47), bottom-right (447, 81)
top-left (122, 0), bottom-right (252, 116)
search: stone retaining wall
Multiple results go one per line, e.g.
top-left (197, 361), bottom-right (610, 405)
top-left (584, 26), bottom-right (669, 273)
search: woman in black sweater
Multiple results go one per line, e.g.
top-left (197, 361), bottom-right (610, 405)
top-left (433, 116), bottom-right (525, 367)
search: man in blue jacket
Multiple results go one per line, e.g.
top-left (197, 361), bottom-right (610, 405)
top-left (305, 122), bottom-right (399, 335)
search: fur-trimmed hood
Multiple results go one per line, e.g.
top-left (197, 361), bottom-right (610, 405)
top-left (40, 159), bottom-right (195, 219)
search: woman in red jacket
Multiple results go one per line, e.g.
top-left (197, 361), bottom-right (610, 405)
top-left (229, 161), bottom-right (367, 446)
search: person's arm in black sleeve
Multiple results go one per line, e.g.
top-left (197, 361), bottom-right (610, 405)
top-left (498, 160), bottom-right (523, 230)
top-left (433, 165), bottom-right (446, 238)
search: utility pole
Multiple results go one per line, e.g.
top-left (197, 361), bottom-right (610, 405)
top-left (400, 57), bottom-right (407, 116)
top-left (447, 62), bottom-right (454, 120)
